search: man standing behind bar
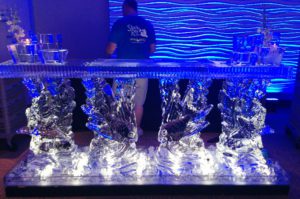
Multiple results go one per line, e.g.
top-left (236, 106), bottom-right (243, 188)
top-left (106, 0), bottom-right (156, 135)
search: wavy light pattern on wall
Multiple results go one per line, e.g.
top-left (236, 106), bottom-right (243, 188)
top-left (109, 0), bottom-right (300, 94)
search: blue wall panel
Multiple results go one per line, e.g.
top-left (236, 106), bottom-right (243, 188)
top-left (109, 0), bottom-right (300, 94)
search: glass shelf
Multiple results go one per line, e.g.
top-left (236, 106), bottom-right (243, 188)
top-left (0, 59), bottom-right (294, 79)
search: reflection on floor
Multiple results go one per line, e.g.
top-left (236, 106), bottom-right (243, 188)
top-left (0, 104), bottom-right (300, 199)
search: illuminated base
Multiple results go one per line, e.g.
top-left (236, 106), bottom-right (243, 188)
top-left (5, 151), bottom-right (289, 197)
top-left (5, 177), bottom-right (289, 197)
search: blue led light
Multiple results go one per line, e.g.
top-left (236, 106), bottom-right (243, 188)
top-left (110, 0), bottom-right (300, 95)
top-left (266, 97), bottom-right (279, 101)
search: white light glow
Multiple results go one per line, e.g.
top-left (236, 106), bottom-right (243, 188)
top-left (266, 97), bottom-right (279, 101)
top-left (136, 153), bottom-right (147, 177)
top-left (24, 38), bottom-right (31, 45)
top-left (74, 153), bottom-right (89, 176)
top-left (40, 164), bottom-right (54, 180)
top-left (170, 152), bottom-right (183, 176)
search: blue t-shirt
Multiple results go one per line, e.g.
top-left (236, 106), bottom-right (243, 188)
top-left (109, 15), bottom-right (156, 59)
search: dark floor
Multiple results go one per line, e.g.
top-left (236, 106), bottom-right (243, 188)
top-left (0, 103), bottom-right (300, 199)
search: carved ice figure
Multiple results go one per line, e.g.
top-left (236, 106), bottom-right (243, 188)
top-left (217, 78), bottom-right (274, 177)
top-left (81, 78), bottom-right (139, 176)
top-left (156, 79), bottom-right (214, 176)
top-left (20, 78), bottom-right (76, 177)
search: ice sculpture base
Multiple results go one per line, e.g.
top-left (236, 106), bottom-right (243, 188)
top-left (5, 152), bottom-right (289, 198)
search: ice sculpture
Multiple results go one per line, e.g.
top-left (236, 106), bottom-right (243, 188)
top-left (156, 79), bottom-right (214, 176)
top-left (217, 78), bottom-right (274, 177)
top-left (20, 78), bottom-right (76, 178)
top-left (216, 12), bottom-right (282, 177)
top-left (2, 58), bottom-right (291, 187)
top-left (81, 78), bottom-right (139, 176)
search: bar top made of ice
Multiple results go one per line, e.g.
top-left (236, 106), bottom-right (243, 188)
top-left (0, 59), bottom-right (293, 79)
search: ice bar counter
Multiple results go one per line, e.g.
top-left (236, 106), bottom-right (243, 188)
top-left (0, 58), bottom-right (293, 197)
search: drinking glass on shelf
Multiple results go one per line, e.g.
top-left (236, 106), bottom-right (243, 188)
top-left (39, 49), bottom-right (68, 64)
top-left (249, 52), bottom-right (258, 66)
top-left (7, 43), bottom-right (39, 63)
top-left (232, 51), bottom-right (251, 65)
top-left (38, 33), bottom-right (63, 50)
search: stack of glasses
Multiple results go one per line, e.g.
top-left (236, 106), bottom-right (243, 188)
top-left (232, 31), bottom-right (285, 66)
top-left (7, 34), bottom-right (68, 64)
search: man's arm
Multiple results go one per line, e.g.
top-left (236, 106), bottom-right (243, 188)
top-left (106, 19), bottom-right (121, 58)
top-left (106, 42), bottom-right (117, 58)
top-left (148, 20), bottom-right (156, 55)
